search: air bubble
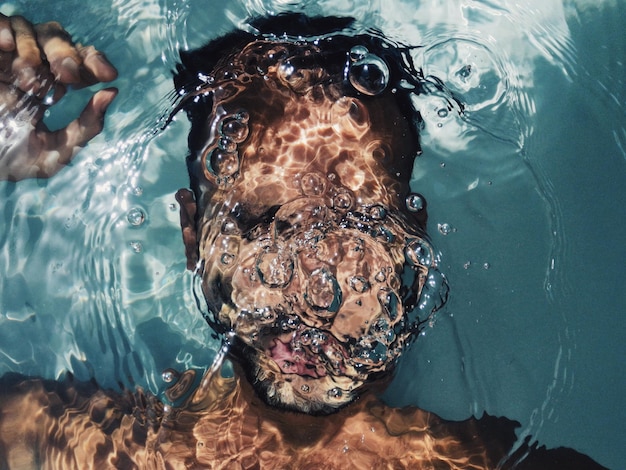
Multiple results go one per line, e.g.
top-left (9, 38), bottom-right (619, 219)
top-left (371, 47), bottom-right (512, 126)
top-left (220, 118), bottom-right (249, 143)
top-left (305, 268), bottom-right (342, 314)
top-left (438, 223), bottom-right (452, 235)
top-left (349, 45), bottom-right (369, 62)
top-left (437, 108), bottom-right (449, 118)
top-left (129, 241), bottom-right (143, 253)
top-left (300, 172), bottom-right (326, 196)
top-left (218, 137), bottom-right (237, 152)
top-left (377, 288), bottom-right (400, 321)
top-left (368, 204), bottom-right (387, 220)
top-left (221, 219), bottom-right (238, 234)
top-left (405, 193), bottom-right (425, 212)
top-left (221, 253), bottom-right (235, 265)
top-left (236, 109), bottom-right (250, 123)
top-left (483, 262), bottom-right (491, 270)
top-left (127, 207), bottom-right (146, 227)
top-left (328, 387), bottom-right (343, 399)
top-left (256, 307), bottom-right (276, 323)
top-left (350, 276), bottom-right (370, 293)
top-left (348, 51), bottom-right (390, 96)
top-left (161, 369), bottom-right (178, 383)
top-left (374, 270), bottom-right (387, 283)
top-left (278, 62), bottom-right (295, 80)
top-left (209, 148), bottom-right (240, 178)
top-left (301, 384), bottom-right (310, 393)
top-left (300, 329), bottom-right (312, 345)
top-left (256, 250), bottom-right (294, 289)
top-left (405, 238), bottom-right (433, 267)
top-left (332, 188), bottom-right (354, 210)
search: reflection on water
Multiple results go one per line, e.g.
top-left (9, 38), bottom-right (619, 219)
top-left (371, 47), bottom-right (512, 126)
top-left (0, 0), bottom-right (624, 468)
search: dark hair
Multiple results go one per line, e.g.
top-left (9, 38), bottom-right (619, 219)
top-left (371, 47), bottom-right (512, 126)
top-left (173, 13), bottom-right (428, 207)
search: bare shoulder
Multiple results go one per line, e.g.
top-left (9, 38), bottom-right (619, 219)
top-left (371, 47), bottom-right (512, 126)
top-left (0, 373), bottom-right (162, 469)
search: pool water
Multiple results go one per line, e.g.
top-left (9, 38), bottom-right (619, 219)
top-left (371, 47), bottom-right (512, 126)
top-left (0, 0), bottom-right (624, 468)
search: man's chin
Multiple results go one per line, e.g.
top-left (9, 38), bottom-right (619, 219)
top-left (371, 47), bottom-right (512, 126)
top-left (233, 344), bottom-right (359, 415)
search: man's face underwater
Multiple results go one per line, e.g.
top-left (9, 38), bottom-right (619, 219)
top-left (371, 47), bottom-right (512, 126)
top-left (177, 21), bottom-right (448, 415)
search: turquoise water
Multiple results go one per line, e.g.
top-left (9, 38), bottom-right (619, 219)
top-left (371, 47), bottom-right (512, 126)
top-left (0, 0), bottom-right (624, 468)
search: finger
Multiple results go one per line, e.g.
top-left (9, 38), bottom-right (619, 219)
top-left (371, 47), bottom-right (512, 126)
top-left (57, 87), bottom-right (117, 150)
top-left (78, 45), bottom-right (118, 84)
top-left (0, 14), bottom-right (16, 52)
top-left (36, 87), bottom-right (117, 177)
top-left (33, 21), bottom-right (82, 84)
top-left (9, 16), bottom-right (43, 92)
top-left (10, 16), bottom-right (41, 67)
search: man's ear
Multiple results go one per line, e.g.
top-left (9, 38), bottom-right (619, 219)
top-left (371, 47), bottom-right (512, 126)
top-left (175, 188), bottom-right (199, 271)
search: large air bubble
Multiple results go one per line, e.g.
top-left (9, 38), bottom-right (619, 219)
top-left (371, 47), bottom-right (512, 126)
top-left (348, 46), bottom-right (390, 96)
top-left (304, 268), bottom-right (342, 315)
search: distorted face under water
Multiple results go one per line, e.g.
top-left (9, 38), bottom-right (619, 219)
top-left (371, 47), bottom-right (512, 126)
top-left (176, 19), bottom-right (447, 415)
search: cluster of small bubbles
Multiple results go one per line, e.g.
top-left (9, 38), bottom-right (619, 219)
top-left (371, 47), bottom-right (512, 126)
top-left (348, 45), bottom-right (390, 96)
top-left (129, 241), bottom-right (143, 253)
top-left (127, 207), bottom-right (146, 227)
top-left (438, 223), bottom-right (452, 235)
top-left (301, 384), bottom-right (310, 393)
top-left (255, 307), bottom-right (276, 324)
top-left (280, 315), bottom-right (300, 331)
top-left (328, 387), bottom-right (343, 399)
top-left (256, 249), bottom-right (294, 288)
top-left (204, 108), bottom-right (250, 183)
top-left (405, 238), bottom-right (433, 267)
top-left (405, 193), bottom-right (425, 212)
top-left (299, 329), bottom-right (312, 345)
top-left (132, 186), bottom-right (144, 196)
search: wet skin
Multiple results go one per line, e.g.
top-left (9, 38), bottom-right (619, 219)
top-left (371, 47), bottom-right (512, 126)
top-left (0, 14), bottom-right (607, 470)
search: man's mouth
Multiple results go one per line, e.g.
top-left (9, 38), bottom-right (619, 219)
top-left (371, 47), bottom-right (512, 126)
top-left (265, 329), bottom-right (348, 379)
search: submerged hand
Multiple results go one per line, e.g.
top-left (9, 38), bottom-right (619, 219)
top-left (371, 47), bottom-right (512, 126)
top-left (0, 14), bottom-right (118, 181)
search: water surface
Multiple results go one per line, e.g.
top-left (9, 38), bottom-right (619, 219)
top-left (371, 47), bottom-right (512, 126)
top-left (0, 0), bottom-right (624, 468)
